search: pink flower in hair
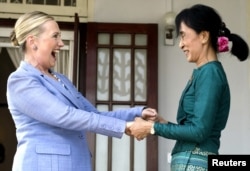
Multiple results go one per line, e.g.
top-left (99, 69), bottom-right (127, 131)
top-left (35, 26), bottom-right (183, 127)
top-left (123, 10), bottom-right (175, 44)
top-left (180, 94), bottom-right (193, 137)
top-left (217, 36), bottom-right (229, 52)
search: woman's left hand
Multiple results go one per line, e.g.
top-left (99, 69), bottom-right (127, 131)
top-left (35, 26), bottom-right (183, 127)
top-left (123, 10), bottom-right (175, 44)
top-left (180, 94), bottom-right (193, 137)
top-left (142, 108), bottom-right (157, 121)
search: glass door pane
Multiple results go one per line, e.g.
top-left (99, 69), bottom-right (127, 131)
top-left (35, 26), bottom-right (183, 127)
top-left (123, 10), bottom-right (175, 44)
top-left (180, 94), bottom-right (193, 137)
top-left (95, 32), bottom-right (148, 171)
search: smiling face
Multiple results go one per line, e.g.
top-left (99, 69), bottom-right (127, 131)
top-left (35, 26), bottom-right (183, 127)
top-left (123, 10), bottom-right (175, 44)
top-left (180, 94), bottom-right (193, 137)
top-left (178, 22), bottom-right (213, 66)
top-left (25, 20), bottom-right (64, 73)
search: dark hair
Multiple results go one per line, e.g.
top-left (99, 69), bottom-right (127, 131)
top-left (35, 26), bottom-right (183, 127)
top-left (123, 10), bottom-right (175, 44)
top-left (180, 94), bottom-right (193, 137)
top-left (175, 4), bottom-right (249, 61)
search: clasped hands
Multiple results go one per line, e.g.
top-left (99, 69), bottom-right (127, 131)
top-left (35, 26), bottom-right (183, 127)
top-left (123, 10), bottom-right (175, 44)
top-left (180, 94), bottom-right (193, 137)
top-left (125, 108), bottom-right (165, 140)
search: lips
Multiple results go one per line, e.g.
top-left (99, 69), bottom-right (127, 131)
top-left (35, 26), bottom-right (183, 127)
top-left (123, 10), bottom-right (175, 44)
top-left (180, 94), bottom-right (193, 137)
top-left (183, 50), bottom-right (188, 56)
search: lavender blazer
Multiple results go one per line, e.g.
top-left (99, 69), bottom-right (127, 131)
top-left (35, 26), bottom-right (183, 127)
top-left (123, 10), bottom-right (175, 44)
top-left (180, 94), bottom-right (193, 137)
top-left (7, 61), bottom-right (144, 171)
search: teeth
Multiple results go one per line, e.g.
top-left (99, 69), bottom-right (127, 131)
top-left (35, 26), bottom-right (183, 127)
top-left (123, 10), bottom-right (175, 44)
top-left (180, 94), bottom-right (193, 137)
top-left (53, 50), bottom-right (59, 53)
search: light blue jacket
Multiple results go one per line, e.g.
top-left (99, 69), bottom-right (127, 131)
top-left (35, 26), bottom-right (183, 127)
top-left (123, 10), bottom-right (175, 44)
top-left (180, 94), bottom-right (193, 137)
top-left (7, 61), bottom-right (144, 171)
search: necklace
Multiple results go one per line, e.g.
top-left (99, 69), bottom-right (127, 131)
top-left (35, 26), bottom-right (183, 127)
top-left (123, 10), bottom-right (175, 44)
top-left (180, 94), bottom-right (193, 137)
top-left (51, 73), bottom-right (68, 90)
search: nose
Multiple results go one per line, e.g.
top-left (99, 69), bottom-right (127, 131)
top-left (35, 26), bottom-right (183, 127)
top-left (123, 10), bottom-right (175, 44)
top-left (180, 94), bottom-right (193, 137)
top-left (58, 38), bottom-right (64, 47)
top-left (179, 39), bottom-right (184, 49)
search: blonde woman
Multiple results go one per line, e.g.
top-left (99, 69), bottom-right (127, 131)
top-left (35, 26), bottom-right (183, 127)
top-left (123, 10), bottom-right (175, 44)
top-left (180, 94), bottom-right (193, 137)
top-left (7, 11), bottom-right (156, 171)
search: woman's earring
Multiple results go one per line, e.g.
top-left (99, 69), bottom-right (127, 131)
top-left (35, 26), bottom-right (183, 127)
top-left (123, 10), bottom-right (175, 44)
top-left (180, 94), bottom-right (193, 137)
top-left (33, 46), bottom-right (37, 51)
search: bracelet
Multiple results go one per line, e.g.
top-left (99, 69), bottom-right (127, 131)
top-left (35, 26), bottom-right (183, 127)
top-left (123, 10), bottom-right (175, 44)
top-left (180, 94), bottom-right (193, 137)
top-left (150, 123), bottom-right (155, 135)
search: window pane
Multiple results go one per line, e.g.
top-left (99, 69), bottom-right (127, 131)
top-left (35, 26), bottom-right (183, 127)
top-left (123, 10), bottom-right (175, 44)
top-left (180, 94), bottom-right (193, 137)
top-left (112, 105), bottom-right (131, 171)
top-left (29, 0), bottom-right (43, 5)
top-left (97, 48), bottom-right (110, 101)
top-left (11, 0), bottom-right (22, 3)
top-left (26, 0), bottom-right (60, 5)
top-left (114, 34), bottom-right (131, 45)
top-left (64, 0), bottom-right (76, 6)
top-left (134, 139), bottom-right (146, 171)
top-left (113, 49), bottom-right (131, 101)
top-left (135, 34), bottom-right (147, 46)
top-left (98, 33), bottom-right (110, 45)
top-left (134, 49), bottom-right (147, 101)
top-left (95, 105), bottom-right (109, 171)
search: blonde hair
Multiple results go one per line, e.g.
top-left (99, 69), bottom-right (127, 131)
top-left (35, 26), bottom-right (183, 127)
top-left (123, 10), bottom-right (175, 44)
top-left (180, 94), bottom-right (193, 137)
top-left (10, 11), bottom-right (54, 52)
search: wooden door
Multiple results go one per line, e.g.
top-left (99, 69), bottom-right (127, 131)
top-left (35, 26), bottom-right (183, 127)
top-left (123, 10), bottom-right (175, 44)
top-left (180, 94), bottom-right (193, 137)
top-left (84, 22), bottom-right (158, 171)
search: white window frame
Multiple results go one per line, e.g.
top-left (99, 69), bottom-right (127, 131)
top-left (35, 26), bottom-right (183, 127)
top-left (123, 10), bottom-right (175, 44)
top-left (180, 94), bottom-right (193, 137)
top-left (0, 0), bottom-right (89, 22)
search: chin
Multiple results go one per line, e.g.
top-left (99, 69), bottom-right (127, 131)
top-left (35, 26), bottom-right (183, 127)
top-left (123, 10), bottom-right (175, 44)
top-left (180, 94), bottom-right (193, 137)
top-left (50, 62), bottom-right (56, 68)
top-left (186, 57), bottom-right (192, 62)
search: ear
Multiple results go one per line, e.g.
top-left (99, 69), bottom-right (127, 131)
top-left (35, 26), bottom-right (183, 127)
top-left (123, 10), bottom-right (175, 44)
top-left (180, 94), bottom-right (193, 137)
top-left (200, 31), bottom-right (209, 44)
top-left (26, 35), bottom-right (36, 48)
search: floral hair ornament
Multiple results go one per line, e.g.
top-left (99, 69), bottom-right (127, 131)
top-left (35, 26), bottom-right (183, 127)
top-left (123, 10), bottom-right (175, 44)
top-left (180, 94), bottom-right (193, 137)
top-left (218, 22), bottom-right (230, 52)
top-left (217, 36), bottom-right (229, 52)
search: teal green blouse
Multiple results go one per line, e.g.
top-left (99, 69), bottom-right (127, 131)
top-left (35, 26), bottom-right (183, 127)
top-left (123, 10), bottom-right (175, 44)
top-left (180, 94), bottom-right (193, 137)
top-left (155, 61), bottom-right (230, 154)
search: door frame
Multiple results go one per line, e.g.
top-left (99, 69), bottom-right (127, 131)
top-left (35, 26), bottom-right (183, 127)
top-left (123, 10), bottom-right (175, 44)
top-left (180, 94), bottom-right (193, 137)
top-left (84, 22), bottom-right (158, 171)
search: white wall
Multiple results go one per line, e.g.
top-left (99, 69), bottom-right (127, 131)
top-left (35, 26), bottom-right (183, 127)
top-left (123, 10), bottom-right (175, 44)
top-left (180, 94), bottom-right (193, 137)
top-left (92, 0), bottom-right (250, 170)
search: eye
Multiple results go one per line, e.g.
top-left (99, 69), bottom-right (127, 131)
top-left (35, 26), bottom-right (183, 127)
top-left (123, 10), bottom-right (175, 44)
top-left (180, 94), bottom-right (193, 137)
top-left (53, 34), bottom-right (58, 39)
top-left (180, 34), bottom-right (185, 40)
top-left (179, 32), bottom-right (185, 40)
top-left (53, 33), bottom-right (61, 39)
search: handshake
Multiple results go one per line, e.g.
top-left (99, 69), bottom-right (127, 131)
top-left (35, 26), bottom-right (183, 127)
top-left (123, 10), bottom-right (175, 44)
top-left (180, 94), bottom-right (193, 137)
top-left (125, 108), bottom-right (166, 140)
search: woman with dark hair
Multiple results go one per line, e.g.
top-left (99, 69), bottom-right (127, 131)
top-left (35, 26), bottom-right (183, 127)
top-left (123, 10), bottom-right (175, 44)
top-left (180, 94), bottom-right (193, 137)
top-left (175, 4), bottom-right (249, 61)
top-left (128, 4), bottom-right (249, 171)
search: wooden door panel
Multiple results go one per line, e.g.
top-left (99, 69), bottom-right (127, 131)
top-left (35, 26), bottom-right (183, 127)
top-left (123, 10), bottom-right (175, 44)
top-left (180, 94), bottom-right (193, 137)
top-left (85, 22), bottom-right (158, 171)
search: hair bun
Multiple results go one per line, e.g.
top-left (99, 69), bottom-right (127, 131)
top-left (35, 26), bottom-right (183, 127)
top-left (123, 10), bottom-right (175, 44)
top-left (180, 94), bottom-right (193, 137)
top-left (10, 30), bottom-right (19, 46)
top-left (219, 22), bottom-right (231, 39)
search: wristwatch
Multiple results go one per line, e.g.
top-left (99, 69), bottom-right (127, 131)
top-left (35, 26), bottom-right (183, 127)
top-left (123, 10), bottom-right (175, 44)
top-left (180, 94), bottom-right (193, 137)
top-left (150, 123), bottom-right (155, 135)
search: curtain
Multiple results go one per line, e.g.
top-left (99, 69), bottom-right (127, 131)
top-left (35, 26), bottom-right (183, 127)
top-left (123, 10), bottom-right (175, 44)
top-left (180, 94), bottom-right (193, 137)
top-left (4, 47), bottom-right (73, 81)
top-left (6, 47), bottom-right (22, 68)
top-left (0, 31), bottom-right (74, 82)
top-left (53, 49), bottom-right (73, 81)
